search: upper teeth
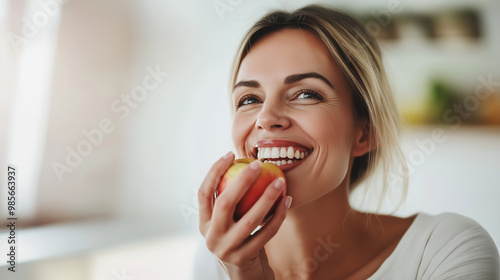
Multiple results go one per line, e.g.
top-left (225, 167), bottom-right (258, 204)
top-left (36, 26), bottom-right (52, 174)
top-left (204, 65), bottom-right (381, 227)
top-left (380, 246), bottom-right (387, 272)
top-left (257, 147), bottom-right (308, 160)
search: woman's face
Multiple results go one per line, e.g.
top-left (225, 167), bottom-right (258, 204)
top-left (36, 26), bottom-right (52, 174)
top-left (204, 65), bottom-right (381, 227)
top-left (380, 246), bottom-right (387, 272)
top-left (232, 29), bottom-right (368, 208)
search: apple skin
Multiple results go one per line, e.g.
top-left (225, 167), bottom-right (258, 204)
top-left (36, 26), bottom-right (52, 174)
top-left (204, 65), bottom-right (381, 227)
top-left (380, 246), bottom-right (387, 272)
top-left (217, 158), bottom-right (287, 221)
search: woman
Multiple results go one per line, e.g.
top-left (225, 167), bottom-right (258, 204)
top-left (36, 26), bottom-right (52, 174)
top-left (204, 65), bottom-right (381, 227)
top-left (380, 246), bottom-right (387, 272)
top-left (194, 5), bottom-right (499, 279)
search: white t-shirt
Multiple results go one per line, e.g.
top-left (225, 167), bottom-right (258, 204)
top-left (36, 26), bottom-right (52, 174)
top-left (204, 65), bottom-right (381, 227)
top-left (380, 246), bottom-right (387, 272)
top-left (191, 212), bottom-right (499, 279)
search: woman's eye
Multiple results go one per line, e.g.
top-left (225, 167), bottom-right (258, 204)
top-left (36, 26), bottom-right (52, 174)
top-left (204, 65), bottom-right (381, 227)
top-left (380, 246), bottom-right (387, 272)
top-left (237, 94), bottom-right (262, 108)
top-left (296, 89), bottom-right (324, 101)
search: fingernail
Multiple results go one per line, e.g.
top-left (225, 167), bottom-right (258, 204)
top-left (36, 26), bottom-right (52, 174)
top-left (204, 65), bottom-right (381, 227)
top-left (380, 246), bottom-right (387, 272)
top-left (285, 196), bottom-right (292, 209)
top-left (222, 151), bottom-right (233, 159)
top-left (249, 160), bottom-right (262, 170)
top-left (274, 177), bottom-right (285, 189)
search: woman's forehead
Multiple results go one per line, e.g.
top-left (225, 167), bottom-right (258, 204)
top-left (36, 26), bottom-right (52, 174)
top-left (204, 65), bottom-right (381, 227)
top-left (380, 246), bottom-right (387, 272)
top-left (236, 29), bottom-right (341, 85)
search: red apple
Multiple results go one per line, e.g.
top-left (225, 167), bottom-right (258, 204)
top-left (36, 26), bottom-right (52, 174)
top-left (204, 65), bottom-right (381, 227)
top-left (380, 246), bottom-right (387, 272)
top-left (217, 158), bottom-right (287, 221)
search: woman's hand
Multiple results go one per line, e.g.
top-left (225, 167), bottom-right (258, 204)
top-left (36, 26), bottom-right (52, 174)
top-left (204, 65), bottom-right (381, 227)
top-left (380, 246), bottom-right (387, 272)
top-left (198, 152), bottom-right (292, 280)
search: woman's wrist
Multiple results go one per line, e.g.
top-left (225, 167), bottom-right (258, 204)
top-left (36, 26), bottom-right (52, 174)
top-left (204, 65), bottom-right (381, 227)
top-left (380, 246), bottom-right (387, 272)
top-left (223, 261), bottom-right (275, 280)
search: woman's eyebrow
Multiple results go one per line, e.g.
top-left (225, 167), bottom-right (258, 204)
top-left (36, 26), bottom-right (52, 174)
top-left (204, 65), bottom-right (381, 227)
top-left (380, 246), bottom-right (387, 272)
top-left (233, 80), bottom-right (260, 90)
top-left (284, 72), bottom-right (335, 89)
top-left (233, 72), bottom-right (334, 91)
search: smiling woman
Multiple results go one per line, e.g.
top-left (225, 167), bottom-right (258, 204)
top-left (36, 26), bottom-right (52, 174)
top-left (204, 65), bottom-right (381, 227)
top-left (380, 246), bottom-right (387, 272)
top-left (193, 4), bottom-right (499, 280)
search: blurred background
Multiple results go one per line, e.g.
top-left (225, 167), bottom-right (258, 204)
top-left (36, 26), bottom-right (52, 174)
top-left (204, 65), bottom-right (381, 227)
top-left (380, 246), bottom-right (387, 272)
top-left (0, 0), bottom-right (499, 279)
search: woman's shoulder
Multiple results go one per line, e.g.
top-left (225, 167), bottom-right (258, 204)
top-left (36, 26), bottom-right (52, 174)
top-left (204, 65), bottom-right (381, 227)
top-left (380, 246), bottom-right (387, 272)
top-left (410, 212), bottom-right (498, 252)
top-left (412, 212), bottom-right (487, 237)
top-left (370, 212), bottom-right (500, 279)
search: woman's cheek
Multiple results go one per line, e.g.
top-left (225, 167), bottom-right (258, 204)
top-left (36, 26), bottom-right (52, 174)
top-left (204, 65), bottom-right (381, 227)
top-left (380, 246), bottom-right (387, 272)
top-left (231, 115), bottom-right (251, 157)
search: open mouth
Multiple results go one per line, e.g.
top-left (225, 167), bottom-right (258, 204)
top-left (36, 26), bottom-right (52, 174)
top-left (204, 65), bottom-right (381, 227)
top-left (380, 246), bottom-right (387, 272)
top-left (251, 140), bottom-right (312, 171)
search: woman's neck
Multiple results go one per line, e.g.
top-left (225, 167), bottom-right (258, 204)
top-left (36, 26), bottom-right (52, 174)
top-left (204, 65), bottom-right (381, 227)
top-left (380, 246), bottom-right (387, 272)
top-left (264, 184), bottom-right (388, 279)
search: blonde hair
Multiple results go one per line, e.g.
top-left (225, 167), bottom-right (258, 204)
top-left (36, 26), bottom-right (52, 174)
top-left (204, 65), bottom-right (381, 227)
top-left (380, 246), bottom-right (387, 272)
top-left (230, 5), bottom-right (408, 210)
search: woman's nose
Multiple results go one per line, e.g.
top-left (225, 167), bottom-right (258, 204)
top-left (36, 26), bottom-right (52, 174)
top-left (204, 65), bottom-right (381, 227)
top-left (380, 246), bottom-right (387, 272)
top-left (255, 102), bottom-right (291, 130)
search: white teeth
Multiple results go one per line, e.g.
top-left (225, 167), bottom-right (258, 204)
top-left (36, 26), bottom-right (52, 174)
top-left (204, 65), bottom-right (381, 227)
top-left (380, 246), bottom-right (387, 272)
top-left (280, 147), bottom-right (287, 158)
top-left (263, 148), bottom-right (271, 159)
top-left (258, 148), bottom-right (271, 159)
top-left (264, 159), bottom-right (300, 166)
top-left (257, 146), bottom-right (310, 161)
top-left (271, 147), bottom-right (280, 158)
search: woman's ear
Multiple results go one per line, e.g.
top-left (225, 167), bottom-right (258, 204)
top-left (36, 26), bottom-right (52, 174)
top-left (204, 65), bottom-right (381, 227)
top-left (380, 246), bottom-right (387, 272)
top-left (351, 120), bottom-right (375, 157)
